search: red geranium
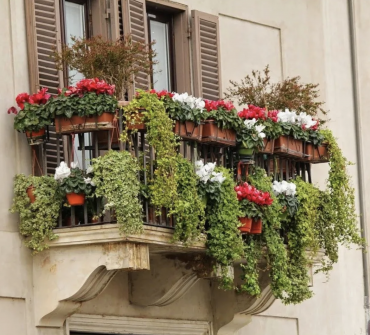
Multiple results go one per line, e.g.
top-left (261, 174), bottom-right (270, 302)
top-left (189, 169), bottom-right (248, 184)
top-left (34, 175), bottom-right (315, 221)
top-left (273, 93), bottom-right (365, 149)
top-left (15, 93), bottom-right (30, 109)
top-left (234, 182), bottom-right (273, 206)
top-left (29, 88), bottom-right (51, 105)
top-left (205, 99), bottom-right (235, 112)
top-left (149, 89), bottom-right (174, 99)
top-left (73, 78), bottom-right (115, 96)
top-left (238, 105), bottom-right (266, 120)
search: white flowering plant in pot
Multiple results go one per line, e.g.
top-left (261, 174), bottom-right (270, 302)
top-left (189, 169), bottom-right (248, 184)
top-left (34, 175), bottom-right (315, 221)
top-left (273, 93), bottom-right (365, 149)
top-left (272, 180), bottom-right (298, 218)
top-left (237, 118), bottom-right (266, 154)
top-left (54, 162), bottom-right (94, 205)
top-left (195, 160), bottom-right (226, 204)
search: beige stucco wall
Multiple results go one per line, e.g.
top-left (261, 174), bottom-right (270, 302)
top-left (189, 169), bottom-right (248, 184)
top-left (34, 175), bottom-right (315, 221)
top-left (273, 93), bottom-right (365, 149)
top-left (1, 0), bottom-right (368, 334)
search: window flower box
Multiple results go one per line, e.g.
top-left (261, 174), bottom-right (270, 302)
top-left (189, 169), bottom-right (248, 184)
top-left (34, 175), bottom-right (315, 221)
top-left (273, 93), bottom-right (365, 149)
top-left (259, 138), bottom-right (275, 154)
top-left (201, 120), bottom-right (236, 147)
top-left (55, 113), bottom-right (115, 134)
top-left (304, 143), bottom-right (330, 163)
top-left (174, 121), bottom-right (203, 142)
top-left (274, 136), bottom-right (303, 158)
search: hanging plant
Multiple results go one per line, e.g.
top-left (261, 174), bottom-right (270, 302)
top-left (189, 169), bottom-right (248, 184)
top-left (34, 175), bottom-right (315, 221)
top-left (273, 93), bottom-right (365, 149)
top-left (171, 156), bottom-right (205, 244)
top-left (92, 150), bottom-right (143, 235)
top-left (10, 175), bottom-right (63, 253)
top-left (121, 91), bottom-right (178, 211)
top-left (201, 166), bottom-right (244, 289)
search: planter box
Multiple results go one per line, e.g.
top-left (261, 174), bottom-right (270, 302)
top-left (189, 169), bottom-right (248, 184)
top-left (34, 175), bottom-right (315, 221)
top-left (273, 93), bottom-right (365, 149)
top-left (126, 112), bottom-right (145, 130)
top-left (26, 128), bottom-right (46, 145)
top-left (250, 218), bottom-right (262, 234)
top-left (304, 143), bottom-right (330, 163)
top-left (201, 120), bottom-right (236, 147)
top-left (259, 138), bottom-right (275, 154)
top-left (174, 121), bottom-right (203, 142)
top-left (274, 136), bottom-right (303, 158)
top-left (55, 113), bottom-right (115, 134)
top-left (238, 217), bottom-right (252, 234)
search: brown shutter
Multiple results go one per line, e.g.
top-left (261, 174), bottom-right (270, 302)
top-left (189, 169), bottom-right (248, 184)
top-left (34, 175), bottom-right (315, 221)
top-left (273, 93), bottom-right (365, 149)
top-left (91, 0), bottom-right (121, 40)
top-left (25, 0), bottom-right (65, 174)
top-left (122, 0), bottom-right (151, 95)
top-left (191, 10), bottom-right (222, 100)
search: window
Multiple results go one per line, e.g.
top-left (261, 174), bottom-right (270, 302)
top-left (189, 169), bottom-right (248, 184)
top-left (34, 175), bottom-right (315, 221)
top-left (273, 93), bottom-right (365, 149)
top-left (147, 10), bottom-right (174, 91)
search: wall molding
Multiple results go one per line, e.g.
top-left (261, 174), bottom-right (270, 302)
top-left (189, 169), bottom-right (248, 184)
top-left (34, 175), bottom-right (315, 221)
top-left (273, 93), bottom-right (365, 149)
top-left (68, 314), bottom-right (212, 335)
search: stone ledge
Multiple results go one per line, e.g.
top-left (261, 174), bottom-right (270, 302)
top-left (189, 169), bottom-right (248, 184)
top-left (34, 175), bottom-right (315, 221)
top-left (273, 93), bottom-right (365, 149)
top-left (51, 224), bottom-right (206, 252)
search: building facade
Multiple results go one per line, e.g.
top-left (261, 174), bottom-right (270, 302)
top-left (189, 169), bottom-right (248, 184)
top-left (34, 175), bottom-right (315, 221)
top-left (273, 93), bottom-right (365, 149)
top-left (1, 0), bottom-right (370, 334)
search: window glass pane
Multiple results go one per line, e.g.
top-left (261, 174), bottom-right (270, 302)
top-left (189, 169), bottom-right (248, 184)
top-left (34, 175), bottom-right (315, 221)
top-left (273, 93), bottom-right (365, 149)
top-left (65, 1), bottom-right (91, 168)
top-left (65, 2), bottom-right (86, 85)
top-left (150, 20), bottom-right (171, 91)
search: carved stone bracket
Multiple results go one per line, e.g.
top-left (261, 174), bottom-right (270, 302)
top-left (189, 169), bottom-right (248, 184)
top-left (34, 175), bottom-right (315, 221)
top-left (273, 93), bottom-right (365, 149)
top-left (33, 242), bottom-right (150, 328)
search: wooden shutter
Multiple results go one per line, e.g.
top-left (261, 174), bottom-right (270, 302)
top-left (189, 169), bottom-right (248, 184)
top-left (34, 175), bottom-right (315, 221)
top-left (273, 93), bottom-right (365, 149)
top-left (191, 10), bottom-right (222, 100)
top-left (25, 0), bottom-right (65, 174)
top-left (122, 0), bottom-right (151, 95)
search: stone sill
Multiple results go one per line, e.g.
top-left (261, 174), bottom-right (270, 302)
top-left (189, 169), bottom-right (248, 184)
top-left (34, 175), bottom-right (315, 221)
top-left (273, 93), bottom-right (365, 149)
top-left (51, 224), bottom-right (206, 253)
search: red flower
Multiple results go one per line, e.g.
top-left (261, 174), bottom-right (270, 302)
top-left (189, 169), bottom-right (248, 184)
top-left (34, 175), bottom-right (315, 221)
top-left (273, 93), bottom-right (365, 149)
top-left (15, 93), bottom-right (30, 109)
top-left (238, 105), bottom-right (266, 120)
top-left (205, 99), bottom-right (235, 112)
top-left (29, 88), bottom-right (51, 105)
top-left (267, 110), bottom-right (279, 123)
top-left (7, 106), bottom-right (18, 115)
top-left (234, 182), bottom-right (273, 206)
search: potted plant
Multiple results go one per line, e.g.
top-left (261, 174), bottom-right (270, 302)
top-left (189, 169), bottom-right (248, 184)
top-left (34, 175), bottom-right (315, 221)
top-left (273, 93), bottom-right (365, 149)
top-left (272, 180), bottom-right (298, 221)
top-left (154, 90), bottom-right (205, 142)
top-left (48, 78), bottom-right (118, 134)
top-left (304, 128), bottom-right (329, 163)
top-left (54, 162), bottom-right (93, 206)
top-left (234, 182), bottom-right (273, 234)
top-left (202, 99), bottom-right (239, 146)
top-left (8, 88), bottom-right (52, 145)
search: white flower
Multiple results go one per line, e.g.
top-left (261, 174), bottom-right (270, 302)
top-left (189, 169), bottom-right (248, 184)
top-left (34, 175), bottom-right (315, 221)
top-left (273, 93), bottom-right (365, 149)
top-left (86, 166), bottom-right (94, 174)
top-left (71, 161), bottom-right (78, 169)
top-left (84, 177), bottom-right (95, 186)
top-left (54, 161), bottom-right (71, 181)
top-left (244, 118), bottom-right (257, 129)
top-left (296, 112), bottom-right (317, 129)
top-left (172, 92), bottom-right (205, 111)
top-left (255, 124), bottom-right (266, 138)
top-left (210, 172), bottom-right (226, 184)
top-left (272, 180), bottom-right (296, 196)
top-left (278, 109), bottom-right (296, 124)
top-left (195, 160), bottom-right (216, 183)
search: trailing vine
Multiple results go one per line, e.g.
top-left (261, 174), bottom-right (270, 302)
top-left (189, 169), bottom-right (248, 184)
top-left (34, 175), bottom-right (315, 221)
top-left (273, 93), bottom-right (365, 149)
top-left (11, 175), bottom-right (63, 253)
top-left (205, 167), bottom-right (244, 289)
top-left (122, 91), bottom-right (178, 211)
top-left (172, 155), bottom-right (205, 244)
top-left (92, 150), bottom-right (143, 235)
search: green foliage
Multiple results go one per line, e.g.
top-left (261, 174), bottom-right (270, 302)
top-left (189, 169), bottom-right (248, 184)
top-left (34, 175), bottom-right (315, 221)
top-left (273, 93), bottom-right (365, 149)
top-left (14, 102), bottom-right (51, 132)
top-left (47, 91), bottom-right (118, 119)
top-left (316, 129), bottom-right (365, 273)
top-left (236, 124), bottom-right (264, 151)
top-left (261, 118), bottom-right (283, 140)
top-left (206, 107), bottom-right (241, 130)
top-left (171, 156), bottom-right (205, 243)
top-left (92, 150), bottom-right (143, 235)
top-left (239, 199), bottom-right (262, 218)
top-left (276, 194), bottom-right (299, 217)
top-left (10, 175), bottom-right (63, 253)
top-left (122, 91), bottom-right (178, 211)
top-left (59, 168), bottom-right (92, 195)
top-left (204, 167), bottom-right (244, 289)
top-left (283, 178), bottom-right (320, 304)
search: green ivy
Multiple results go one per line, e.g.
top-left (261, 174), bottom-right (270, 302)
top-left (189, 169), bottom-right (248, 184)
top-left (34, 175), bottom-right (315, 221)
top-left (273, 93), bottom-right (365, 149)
top-left (122, 91), bottom-right (178, 211)
top-left (171, 156), bottom-right (205, 243)
top-left (10, 175), bottom-right (63, 253)
top-left (205, 167), bottom-right (244, 289)
top-left (92, 150), bottom-right (143, 235)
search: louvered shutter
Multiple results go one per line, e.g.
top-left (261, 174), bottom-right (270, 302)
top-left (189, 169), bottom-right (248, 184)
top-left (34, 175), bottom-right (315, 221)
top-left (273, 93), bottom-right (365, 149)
top-left (191, 10), bottom-right (222, 100)
top-left (25, 0), bottom-right (65, 174)
top-left (122, 0), bottom-right (151, 96)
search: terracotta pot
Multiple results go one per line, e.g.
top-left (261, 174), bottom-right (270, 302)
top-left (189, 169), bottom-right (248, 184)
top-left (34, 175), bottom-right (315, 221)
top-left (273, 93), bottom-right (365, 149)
top-left (274, 136), bottom-right (303, 158)
top-left (250, 218), bottom-right (263, 234)
top-left (238, 217), bottom-right (252, 234)
top-left (66, 193), bottom-right (85, 206)
top-left (259, 138), bottom-right (275, 154)
top-left (26, 186), bottom-right (36, 203)
top-left (25, 128), bottom-right (46, 145)
top-left (174, 121), bottom-right (203, 141)
top-left (304, 143), bottom-right (329, 163)
top-left (126, 112), bottom-right (145, 130)
top-left (55, 112), bottom-right (115, 134)
top-left (201, 120), bottom-right (236, 147)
